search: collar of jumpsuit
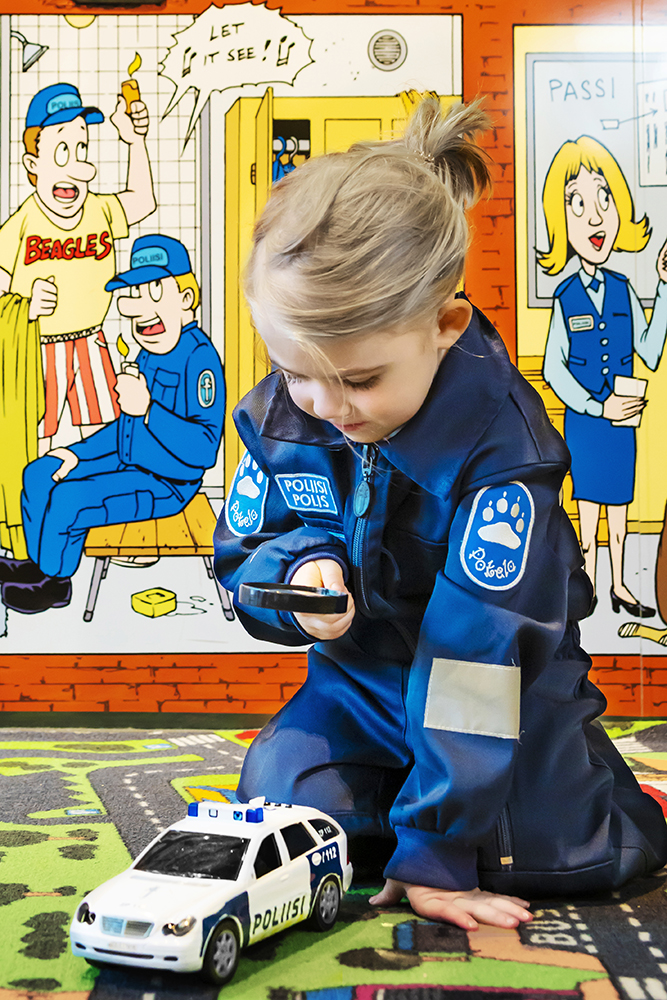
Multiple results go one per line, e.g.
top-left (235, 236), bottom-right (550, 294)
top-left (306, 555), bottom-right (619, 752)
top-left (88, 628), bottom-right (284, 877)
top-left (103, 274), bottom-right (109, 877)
top-left (255, 306), bottom-right (513, 501)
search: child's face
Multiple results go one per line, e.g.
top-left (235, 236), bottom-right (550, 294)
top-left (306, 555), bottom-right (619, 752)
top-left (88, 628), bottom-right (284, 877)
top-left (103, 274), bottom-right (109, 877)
top-left (23, 117), bottom-right (96, 219)
top-left (259, 300), bottom-right (471, 443)
top-left (565, 166), bottom-right (619, 266)
top-left (117, 276), bottom-right (193, 355)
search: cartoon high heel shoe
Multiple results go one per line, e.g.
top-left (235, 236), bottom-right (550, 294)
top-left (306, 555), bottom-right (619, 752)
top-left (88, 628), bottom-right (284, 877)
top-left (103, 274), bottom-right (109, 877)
top-left (610, 588), bottom-right (655, 618)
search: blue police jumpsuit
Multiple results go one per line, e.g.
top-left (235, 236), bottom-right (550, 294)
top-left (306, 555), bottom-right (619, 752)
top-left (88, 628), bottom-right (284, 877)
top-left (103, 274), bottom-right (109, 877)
top-left (22, 323), bottom-right (225, 579)
top-left (556, 268), bottom-right (635, 505)
top-left (214, 306), bottom-right (667, 896)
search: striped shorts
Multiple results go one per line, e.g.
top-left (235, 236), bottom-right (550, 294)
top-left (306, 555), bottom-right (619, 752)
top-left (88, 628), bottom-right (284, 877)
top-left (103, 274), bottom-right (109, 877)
top-left (40, 327), bottom-right (120, 439)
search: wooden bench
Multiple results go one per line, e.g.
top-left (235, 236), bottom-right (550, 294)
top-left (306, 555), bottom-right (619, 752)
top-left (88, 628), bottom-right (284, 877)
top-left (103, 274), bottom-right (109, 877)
top-left (82, 492), bottom-right (234, 622)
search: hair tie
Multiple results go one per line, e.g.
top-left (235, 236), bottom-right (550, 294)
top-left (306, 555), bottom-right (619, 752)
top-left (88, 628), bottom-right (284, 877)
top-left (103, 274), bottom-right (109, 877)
top-left (419, 150), bottom-right (435, 164)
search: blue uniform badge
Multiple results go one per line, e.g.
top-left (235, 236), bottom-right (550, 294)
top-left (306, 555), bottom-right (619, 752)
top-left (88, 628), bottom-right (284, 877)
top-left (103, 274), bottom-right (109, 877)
top-left (225, 453), bottom-right (269, 536)
top-left (275, 474), bottom-right (338, 515)
top-left (460, 482), bottom-right (534, 591)
top-left (198, 370), bottom-right (215, 408)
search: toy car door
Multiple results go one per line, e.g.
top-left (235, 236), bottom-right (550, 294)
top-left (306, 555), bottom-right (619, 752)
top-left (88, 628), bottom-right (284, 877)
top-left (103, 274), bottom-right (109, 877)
top-left (276, 819), bottom-right (319, 923)
top-left (246, 831), bottom-right (308, 943)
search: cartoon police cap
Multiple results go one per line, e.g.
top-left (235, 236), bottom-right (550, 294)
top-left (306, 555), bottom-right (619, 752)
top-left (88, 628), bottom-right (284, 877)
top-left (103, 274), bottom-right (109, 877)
top-left (106, 235), bottom-right (192, 291)
top-left (26, 83), bottom-right (103, 130)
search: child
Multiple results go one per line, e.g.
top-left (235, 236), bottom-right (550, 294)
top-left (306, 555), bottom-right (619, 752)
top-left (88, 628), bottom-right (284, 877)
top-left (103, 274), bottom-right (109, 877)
top-left (540, 136), bottom-right (667, 617)
top-left (214, 99), bottom-right (667, 930)
top-left (0, 235), bottom-right (224, 614)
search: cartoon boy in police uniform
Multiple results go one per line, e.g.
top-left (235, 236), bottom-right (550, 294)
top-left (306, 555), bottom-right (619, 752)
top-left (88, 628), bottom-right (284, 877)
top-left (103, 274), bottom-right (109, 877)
top-left (0, 81), bottom-right (156, 454)
top-left (0, 235), bottom-right (225, 614)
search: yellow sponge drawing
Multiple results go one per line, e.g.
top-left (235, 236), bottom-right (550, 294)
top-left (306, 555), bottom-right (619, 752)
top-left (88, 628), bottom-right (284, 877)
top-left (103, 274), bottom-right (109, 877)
top-left (131, 588), bottom-right (177, 618)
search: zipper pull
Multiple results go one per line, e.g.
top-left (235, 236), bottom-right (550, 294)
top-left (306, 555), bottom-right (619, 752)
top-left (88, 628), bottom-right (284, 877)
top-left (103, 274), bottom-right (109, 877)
top-left (353, 444), bottom-right (377, 517)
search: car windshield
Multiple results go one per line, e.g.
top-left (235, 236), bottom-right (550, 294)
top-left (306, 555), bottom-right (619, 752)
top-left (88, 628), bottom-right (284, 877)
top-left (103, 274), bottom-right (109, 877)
top-left (134, 830), bottom-right (250, 880)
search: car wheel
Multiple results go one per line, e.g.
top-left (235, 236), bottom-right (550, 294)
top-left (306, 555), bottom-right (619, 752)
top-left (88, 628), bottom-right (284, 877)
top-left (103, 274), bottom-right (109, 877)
top-left (201, 919), bottom-right (240, 986)
top-left (308, 876), bottom-right (340, 931)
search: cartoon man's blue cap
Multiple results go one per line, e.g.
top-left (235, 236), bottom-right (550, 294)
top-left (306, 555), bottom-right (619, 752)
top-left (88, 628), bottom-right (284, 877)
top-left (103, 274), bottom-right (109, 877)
top-left (26, 83), bottom-right (103, 130)
top-left (105, 235), bottom-right (193, 291)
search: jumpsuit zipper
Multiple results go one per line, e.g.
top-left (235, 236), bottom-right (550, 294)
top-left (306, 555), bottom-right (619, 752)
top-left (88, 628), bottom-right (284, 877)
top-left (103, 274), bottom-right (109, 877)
top-left (497, 804), bottom-right (514, 869)
top-left (351, 444), bottom-right (378, 614)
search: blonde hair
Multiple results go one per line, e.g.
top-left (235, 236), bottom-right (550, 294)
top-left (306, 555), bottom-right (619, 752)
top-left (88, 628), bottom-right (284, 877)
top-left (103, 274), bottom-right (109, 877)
top-left (538, 136), bottom-right (650, 276)
top-left (245, 97), bottom-right (492, 341)
top-left (175, 271), bottom-right (200, 311)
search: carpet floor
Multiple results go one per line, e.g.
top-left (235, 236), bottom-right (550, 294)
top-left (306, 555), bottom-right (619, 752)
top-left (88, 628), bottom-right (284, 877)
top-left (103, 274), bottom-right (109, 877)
top-left (0, 720), bottom-right (665, 1000)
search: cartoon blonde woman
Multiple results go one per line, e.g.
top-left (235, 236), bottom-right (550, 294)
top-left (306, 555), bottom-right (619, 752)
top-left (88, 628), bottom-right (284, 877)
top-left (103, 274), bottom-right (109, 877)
top-left (541, 136), bottom-right (667, 617)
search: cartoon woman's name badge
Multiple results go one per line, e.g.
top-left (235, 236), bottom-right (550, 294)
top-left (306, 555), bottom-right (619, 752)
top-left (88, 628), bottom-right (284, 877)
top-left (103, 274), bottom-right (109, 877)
top-left (225, 452), bottom-right (269, 537)
top-left (568, 315), bottom-right (595, 332)
top-left (460, 483), bottom-right (535, 591)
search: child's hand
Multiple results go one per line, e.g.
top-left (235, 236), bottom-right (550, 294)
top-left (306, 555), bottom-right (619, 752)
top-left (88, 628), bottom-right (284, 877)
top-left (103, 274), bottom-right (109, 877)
top-left (369, 878), bottom-right (532, 931)
top-left (290, 558), bottom-right (355, 640)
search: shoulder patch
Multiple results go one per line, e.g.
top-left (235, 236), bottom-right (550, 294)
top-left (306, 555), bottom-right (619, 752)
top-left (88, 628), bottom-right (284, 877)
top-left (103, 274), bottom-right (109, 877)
top-left (460, 482), bottom-right (535, 591)
top-left (197, 370), bottom-right (216, 408)
top-left (225, 452), bottom-right (269, 537)
top-left (275, 474), bottom-right (338, 515)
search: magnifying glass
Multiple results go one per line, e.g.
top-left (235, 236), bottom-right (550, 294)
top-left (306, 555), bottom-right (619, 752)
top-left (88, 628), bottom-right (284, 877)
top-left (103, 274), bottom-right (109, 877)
top-left (238, 582), bottom-right (348, 614)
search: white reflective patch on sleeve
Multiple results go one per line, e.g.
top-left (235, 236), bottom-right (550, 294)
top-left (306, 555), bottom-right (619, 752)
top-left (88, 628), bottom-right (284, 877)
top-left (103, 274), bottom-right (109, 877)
top-left (424, 658), bottom-right (520, 739)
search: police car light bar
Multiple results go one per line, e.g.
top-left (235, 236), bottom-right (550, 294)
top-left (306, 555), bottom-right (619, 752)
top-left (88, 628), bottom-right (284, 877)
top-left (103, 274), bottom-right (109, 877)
top-left (186, 800), bottom-right (265, 823)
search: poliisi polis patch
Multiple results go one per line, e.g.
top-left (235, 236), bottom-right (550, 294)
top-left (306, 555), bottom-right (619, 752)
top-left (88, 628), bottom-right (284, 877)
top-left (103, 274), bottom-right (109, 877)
top-left (460, 482), bottom-right (535, 591)
top-left (275, 474), bottom-right (338, 516)
top-left (225, 452), bottom-right (269, 536)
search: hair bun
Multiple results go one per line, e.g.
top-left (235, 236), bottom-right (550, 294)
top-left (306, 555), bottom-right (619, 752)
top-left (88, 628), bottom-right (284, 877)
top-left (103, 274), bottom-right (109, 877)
top-left (403, 97), bottom-right (492, 206)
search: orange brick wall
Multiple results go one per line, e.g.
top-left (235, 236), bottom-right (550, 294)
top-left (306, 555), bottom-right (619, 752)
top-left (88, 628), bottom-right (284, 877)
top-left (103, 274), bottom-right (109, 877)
top-left (589, 658), bottom-right (667, 718)
top-left (0, 653), bottom-right (307, 716)
top-left (0, 653), bottom-right (663, 719)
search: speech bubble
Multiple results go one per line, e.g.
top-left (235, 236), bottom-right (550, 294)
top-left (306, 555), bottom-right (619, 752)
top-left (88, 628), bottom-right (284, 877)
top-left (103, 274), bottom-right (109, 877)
top-left (160, 3), bottom-right (313, 140)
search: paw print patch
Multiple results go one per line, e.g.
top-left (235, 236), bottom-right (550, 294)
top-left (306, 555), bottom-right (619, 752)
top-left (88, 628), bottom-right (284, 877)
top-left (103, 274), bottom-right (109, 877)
top-left (225, 452), bottom-right (269, 537)
top-left (460, 482), bottom-right (535, 591)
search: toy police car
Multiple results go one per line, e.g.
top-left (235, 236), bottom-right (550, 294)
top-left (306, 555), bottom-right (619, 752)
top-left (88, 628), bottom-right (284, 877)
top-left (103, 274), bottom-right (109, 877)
top-left (70, 797), bottom-right (352, 985)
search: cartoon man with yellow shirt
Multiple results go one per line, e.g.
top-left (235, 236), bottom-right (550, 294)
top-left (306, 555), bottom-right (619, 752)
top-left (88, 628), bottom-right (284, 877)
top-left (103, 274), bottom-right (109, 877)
top-left (0, 82), bottom-right (156, 454)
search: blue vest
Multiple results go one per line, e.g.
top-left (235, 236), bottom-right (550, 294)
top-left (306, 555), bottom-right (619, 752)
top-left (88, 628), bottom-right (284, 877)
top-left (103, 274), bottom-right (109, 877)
top-left (555, 268), bottom-right (633, 400)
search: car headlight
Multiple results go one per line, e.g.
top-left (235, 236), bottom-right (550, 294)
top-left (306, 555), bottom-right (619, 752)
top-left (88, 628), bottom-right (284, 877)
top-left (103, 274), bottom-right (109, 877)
top-left (76, 902), bottom-right (96, 925)
top-left (162, 916), bottom-right (196, 936)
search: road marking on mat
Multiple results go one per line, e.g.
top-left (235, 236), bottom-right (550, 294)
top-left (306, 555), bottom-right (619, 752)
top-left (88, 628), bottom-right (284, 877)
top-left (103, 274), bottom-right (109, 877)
top-left (169, 732), bottom-right (226, 746)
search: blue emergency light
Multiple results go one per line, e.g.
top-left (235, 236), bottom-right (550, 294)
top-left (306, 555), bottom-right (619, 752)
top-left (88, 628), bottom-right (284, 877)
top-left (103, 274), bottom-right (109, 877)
top-left (188, 800), bottom-right (264, 822)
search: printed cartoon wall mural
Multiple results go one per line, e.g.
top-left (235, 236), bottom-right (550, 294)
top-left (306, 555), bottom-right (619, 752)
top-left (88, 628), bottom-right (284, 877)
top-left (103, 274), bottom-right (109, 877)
top-left (0, 5), bottom-right (461, 659)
